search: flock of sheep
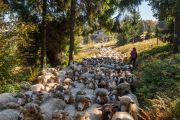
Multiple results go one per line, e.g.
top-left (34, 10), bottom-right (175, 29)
top-left (0, 48), bottom-right (150, 120)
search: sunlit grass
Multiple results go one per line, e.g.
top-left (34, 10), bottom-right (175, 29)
top-left (75, 40), bottom-right (117, 61)
top-left (74, 50), bottom-right (99, 61)
top-left (113, 38), bottom-right (168, 58)
top-left (75, 38), bottom-right (168, 61)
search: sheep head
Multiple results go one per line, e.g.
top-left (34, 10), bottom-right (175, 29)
top-left (63, 78), bottom-right (73, 86)
top-left (86, 80), bottom-right (97, 90)
top-left (75, 95), bottom-right (91, 111)
top-left (98, 80), bottom-right (109, 89)
top-left (95, 89), bottom-right (109, 105)
top-left (118, 96), bottom-right (135, 112)
top-left (97, 104), bottom-right (118, 120)
top-left (63, 91), bottom-right (75, 104)
top-left (55, 85), bottom-right (65, 92)
top-left (117, 82), bottom-right (131, 96)
top-left (20, 82), bottom-right (31, 91)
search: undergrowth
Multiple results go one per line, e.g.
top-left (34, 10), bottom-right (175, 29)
top-left (135, 45), bottom-right (180, 119)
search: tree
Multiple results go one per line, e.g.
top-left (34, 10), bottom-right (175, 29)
top-left (117, 10), bottom-right (144, 45)
top-left (173, 0), bottom-right (180, 53)
top-left (69, 0), bottom-right (75, 65)
top-left (41, 0), bottom-right (47, 69)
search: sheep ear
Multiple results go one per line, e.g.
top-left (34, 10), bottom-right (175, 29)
top-left (130, 101), bottom-right (135, 104)
top-left (65, 112), bottom-right (69, 116)
top-left (118, 96), bottom-right (121, 101)
top-left (96, 106), bottom-right (102, 110)
top-left (112, 104), bottom-right (119, 108)
top-left (97, 108), bottom-right (102, 111)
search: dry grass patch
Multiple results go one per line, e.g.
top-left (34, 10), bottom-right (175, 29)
top-left (113, 38), bottom-right (167, 58)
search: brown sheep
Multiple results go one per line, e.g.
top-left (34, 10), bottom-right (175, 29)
top-left (97, 104), bottom-right (118, 120)
top-left (75, 95), bottom-right (91, 111)
top-left (22, 103), bottom-right (43, 120)
top-left (95, 88), bottom-right (109, 105)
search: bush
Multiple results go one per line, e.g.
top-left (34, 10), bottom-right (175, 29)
top-left (0, 84), bottom-right (21, 93)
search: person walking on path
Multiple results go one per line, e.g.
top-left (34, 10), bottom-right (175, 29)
top-left (130, 47), bottom-right (137, 68)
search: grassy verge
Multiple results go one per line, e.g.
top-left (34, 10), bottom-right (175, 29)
top-left (134, 45), bottom-right (180, 119)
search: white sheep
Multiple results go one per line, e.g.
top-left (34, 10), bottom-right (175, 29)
top-left (70, 82), bottom-right (85, 97)
top-left (31, 84), bottom-right (45, 92)
top-left (82, 88), bottom-right (95, 103)
top-left (111, 112), bottom-right (134, 120)
top-left (0, 93), bottom-right (17, 110)
top-left (58, 70), bottom-right (66, 83)
top-left (40, 98), bottom-right (66, 120)
top-left (118, 93), bottom-right (139, 120)
top-left (64, 104), bottom-right (77, 117)
top-left (74, 112), bottom-right (90, 120)
top-left (0, 109), bottom-right (21, 120)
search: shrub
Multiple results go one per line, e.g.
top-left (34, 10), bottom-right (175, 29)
top-left (0, 84), bottom-right (21, 93)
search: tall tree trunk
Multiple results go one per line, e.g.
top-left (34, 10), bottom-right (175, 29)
top-left (173, 0), bottom-right (180, 53)
top-left (41, 0), bottom-right (47, 69)
top-left (68, 0), bottom-right (75, 65)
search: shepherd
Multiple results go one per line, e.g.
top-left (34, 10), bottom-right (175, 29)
top-left (130, 47), bottom-right (137, 68)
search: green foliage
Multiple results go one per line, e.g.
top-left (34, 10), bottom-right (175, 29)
top-left (135, 45), bottom-right (180, 118)
top-left (174, 101), bottom-right (180, 118)
top-left (0, 31), bottom-right (31, 93)
top-left (0, 84), bottom-right (21, 93)
top-left (137, 58), bottom-right (180, 96)
top-left (117, 10), bottom-right (144, 45)
top-left (117, 32), bottom-right (129, 45)
top-left (147, 0), bottom-right (176, 42)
